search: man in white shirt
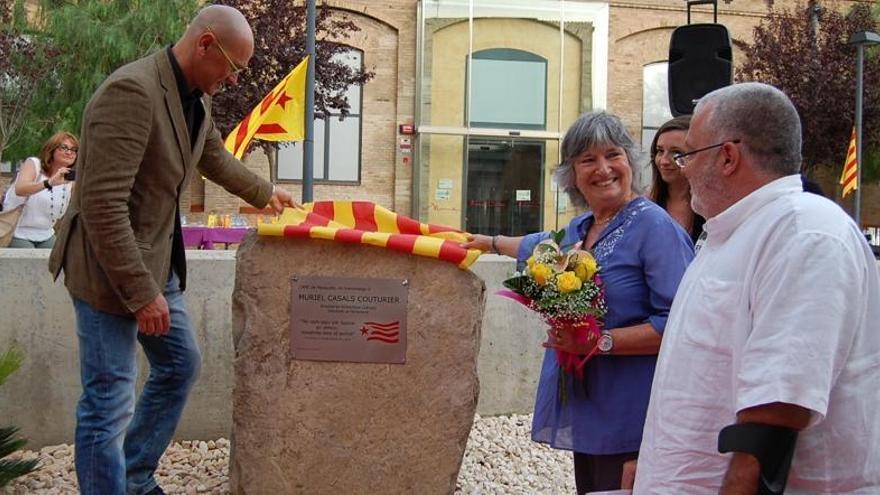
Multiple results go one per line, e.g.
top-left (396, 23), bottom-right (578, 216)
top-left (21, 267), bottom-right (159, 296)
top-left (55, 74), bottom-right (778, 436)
top-left (633, 82), bottom-right (880, 494)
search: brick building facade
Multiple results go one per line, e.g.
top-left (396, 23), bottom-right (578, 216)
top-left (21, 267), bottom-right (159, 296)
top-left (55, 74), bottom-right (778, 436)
top-left (5, 0), bottom-right (877, 231)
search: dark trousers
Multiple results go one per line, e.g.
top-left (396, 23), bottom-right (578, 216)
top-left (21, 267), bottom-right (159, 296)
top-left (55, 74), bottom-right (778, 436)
top-left (573, 451), bottom-right (639, 494)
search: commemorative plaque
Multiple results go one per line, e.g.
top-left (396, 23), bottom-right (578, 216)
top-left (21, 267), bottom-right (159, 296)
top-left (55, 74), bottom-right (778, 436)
top-left (290, 275), bottom-right (408, 364)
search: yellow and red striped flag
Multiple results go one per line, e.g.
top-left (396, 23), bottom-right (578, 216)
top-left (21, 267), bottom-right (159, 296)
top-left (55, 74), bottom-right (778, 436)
top-left (840, 127), bottom-right (858, 198)
top-left (224, 57), bottom-right (308, 159)
top-left (258, 201), bottom-right (482, 269)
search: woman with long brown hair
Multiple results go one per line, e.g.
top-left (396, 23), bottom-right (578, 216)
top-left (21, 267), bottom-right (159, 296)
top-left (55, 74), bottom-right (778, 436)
top-left (647, 115), bottom-right (704, 243)
top-left (2, 131), bottom-right (78, 248)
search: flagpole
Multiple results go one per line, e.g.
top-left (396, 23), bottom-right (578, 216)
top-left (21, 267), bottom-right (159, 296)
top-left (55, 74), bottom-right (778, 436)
top-left (302, 0), bottom-right (317, 203)
top-left (849, 31), bottom-right (880, 227)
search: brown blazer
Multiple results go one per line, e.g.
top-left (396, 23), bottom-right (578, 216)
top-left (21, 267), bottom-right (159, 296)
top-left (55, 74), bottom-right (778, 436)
top-left (49, 50), bottom-right (273, 315)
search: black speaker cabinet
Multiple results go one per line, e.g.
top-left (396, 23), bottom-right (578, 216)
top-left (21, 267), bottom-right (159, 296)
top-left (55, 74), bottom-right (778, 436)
top-left (668, 23), bottom-right (733, 116)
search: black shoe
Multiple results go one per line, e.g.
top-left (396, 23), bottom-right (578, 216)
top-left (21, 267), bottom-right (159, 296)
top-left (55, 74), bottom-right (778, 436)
top-left (144, 487), bottom-right (166, 495)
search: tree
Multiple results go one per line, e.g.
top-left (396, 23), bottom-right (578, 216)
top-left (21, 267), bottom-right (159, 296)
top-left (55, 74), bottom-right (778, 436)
top-left (0, 347), bottom-right (38, 487)
top-left (735, 3), bottom-right (880, 182)
top-left (211, 0), bottom-right (374, 157)
top-left (9, 0), bottom-right (372, 162)
top-left (5, 0), bottom-right (200, 161)
top-left (0, 0), bottom-right (55, 163)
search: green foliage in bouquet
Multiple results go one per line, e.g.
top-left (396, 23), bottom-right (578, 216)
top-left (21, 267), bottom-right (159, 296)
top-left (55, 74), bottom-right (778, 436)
top-left (502, 230), bottom-right (606, 322)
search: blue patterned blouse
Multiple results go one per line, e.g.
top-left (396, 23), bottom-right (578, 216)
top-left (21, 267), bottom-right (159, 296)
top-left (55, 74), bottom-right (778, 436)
top-left (517, 196), bottom-right (694, 454)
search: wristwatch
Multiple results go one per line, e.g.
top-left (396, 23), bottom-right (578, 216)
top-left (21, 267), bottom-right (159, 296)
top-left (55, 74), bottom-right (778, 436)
top-left (597, 331), bottom-right (614, 354)
top-left (43, 179), bottom-right (52, 191)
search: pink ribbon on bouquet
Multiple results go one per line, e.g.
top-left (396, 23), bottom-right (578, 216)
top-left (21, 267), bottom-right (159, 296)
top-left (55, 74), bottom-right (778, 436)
top-left (546, 317), bottom-right (601, 379)
top-left (497, 290), bottom-right (602, 379)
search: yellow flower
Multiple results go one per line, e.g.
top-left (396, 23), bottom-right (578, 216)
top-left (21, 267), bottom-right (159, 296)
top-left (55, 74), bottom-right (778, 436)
top-left (530, 263), bottom-right (553, 286)
top-left (574, 256), bottom-right (598, 281)
top-left (557, 271), bottom-right (583, 293)
top-left (526, 256), bottom-right (537, 269)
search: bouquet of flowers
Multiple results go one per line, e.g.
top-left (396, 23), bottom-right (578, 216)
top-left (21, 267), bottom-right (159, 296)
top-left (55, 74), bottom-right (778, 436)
top-left (499, 230), bottom-right (606, 383)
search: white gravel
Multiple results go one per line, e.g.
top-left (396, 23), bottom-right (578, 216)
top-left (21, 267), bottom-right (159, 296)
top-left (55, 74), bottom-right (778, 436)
top-left (3, 413), bottom-right (575, 494)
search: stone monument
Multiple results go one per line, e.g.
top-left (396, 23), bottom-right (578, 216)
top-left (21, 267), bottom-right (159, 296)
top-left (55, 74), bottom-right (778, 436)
top-left (230, 234), bottom-right (485, 494)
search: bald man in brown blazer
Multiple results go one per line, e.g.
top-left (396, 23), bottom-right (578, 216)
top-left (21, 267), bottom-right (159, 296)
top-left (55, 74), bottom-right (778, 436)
top-left (48, 6), bottom-right (297, 494)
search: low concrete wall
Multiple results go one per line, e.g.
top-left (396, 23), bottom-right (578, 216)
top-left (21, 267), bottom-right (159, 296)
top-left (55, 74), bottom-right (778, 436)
top-left (0, 248), bottom-right (544, 448)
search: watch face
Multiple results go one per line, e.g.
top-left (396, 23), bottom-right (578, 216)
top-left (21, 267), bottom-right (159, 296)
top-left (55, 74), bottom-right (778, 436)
top-left (598, 334), bottom-right (613, 353)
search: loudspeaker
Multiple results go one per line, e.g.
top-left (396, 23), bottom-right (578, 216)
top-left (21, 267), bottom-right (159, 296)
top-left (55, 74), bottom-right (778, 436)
top-left (668, 23), bottom-right (733, 116)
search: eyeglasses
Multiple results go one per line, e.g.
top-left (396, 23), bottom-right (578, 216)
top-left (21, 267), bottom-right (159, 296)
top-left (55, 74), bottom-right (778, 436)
top-left (204, 26), bottom-right (245, 75)
top-left (673, 139), bottom-right (741, 168)
top-left (58, 145), bottom-right (78, 154)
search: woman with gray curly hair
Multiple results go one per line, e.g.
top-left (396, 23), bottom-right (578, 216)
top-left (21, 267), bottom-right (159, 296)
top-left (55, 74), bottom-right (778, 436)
top-left (464, 111), bottom-right (693, 493)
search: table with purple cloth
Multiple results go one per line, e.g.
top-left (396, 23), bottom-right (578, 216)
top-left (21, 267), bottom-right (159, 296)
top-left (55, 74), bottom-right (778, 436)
top-left (182, 226), bottom-right (253, 250)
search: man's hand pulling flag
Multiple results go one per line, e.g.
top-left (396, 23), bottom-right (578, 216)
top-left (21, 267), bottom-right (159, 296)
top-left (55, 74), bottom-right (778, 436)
top-left (269, 185), bottom-right (302, 214)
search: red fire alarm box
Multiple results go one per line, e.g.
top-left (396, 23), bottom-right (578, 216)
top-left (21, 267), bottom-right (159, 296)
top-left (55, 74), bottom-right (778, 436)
top-left (399, 123), bottom-right (415, 135)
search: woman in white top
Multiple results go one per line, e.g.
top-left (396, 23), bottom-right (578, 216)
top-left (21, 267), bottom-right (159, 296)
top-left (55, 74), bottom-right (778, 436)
top-left (2, 131), bottom-right (78, 248)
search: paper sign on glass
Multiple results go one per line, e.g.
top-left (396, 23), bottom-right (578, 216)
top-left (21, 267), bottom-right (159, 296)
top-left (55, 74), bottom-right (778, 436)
top-left (290, 275), bottom-right (408, 364)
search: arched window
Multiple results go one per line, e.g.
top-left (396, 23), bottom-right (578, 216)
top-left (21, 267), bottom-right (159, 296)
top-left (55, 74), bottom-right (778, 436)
top-left (469, 48), bottom-right (547, 130)
top-left (641, 61), bottom-right (673, 150)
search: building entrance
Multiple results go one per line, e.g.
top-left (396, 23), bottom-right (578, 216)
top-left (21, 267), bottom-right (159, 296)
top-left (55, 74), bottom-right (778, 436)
top-left (465, 138), bottom-right (543, 236)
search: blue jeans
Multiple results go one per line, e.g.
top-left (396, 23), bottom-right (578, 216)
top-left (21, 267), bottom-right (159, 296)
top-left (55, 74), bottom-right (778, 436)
top-left (9, 235), bottom-right (55, 248)
top-left (73, 272), bottom-right (201, 495)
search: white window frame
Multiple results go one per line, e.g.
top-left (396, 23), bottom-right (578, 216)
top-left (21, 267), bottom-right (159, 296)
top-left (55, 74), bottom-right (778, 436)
top-left (276, 47), bottom-right (364, 184)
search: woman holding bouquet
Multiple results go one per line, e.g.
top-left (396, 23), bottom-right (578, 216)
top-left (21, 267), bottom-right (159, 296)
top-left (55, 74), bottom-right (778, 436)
top-left (464, 111), bottom-right (693, 493)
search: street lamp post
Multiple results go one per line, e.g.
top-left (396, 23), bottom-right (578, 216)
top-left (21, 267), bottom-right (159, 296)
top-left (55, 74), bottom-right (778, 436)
top-left (848, 30), bottom-right (880, 227)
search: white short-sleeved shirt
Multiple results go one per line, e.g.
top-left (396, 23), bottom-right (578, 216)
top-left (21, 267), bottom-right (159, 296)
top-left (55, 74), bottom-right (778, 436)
top-left (635, 175), bottom-right (880, 494)
top-left (2, 158), bottom-right (71, 242)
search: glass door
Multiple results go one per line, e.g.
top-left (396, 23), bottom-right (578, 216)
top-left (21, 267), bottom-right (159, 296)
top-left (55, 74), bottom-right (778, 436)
top-left (416, 0), bottom-right (609, 232)
top-left (465, 138), bottom-right (543, 236)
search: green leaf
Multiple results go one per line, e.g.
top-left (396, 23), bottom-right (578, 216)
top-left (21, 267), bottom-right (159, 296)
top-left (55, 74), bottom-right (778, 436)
top-left (0, 427), bottom-right (26, 458)
top-left (0, 458), bottom-right (39, 487)
top-left (0, 348), bottom-right (38, 486)
top-left (552, 229), bottom-right (566, 246)
top-left (502, 275), bottom-right (529, 293)
top-left (0, 347), bottom-right (23, 388)
top-left (0, 426), bottom-right (38, 487)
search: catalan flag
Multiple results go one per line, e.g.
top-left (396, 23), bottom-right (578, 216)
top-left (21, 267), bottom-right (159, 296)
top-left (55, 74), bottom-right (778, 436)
top-left (840, 127), bottom-right (858, 198)
top-left (258, 201), bottom-right (481, 269)
top-left (361, 321), bottom-right (400, 344)
top-left (224, 57), bottom-right (308, 159)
